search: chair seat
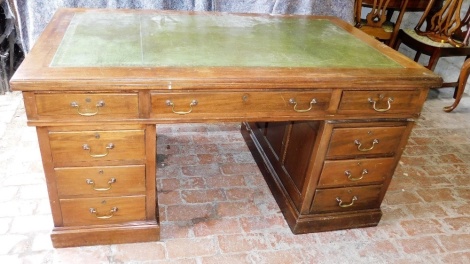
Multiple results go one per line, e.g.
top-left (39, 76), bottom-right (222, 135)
top-left (402, 29), bottom-right (459, 48)
top-left (359, 19), bottom-right (394, 33)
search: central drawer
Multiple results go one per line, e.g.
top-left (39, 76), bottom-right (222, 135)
top-left (48, 129), bottom-right (146, 164)
top-left (151, 91), bottom-right (331, 119)
top-left (60, 195), bottom-right (146, 226)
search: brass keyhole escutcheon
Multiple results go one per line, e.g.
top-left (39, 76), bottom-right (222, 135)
top-left (95, 133), bottom-right (100, 139)
top-left (242, 94), bottom-right (249, 103)
top-left (101, 200), bottom-right (107, 204)
top-left (85, 98), bottom-right (92, 103)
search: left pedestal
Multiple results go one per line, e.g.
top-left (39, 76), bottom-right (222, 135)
top-left (35, 123), bottom-right (159, 248)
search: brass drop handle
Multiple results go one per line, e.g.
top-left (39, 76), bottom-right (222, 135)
top-left (354, 139), bottom-right (379, 152)
top-left (82, 143), bottom-right (114, 158)
top-left (344, 169), bottom-right (368, 181)
top-left (166, 99), bottom-right (198, 115)
top-left (368, 97), bottom-right (393, 112)
top-left (89, 207), bottom-right (118, 219)
top-left (70, 100), bottom-right (105, 116)
top-left (336, 196), bottom-right (358, 208)
top-left (86, 178), bottom-right (116, 191)
top-left (289, 98), bottom-right (317, 113)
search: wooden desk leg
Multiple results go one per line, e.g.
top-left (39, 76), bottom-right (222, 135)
top-left (444, 58), bottom-right (470, 112)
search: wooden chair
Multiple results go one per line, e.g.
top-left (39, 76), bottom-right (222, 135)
top-left (354, 0), bottom-right (410, 46)
top-left (394, 0), bottom-right (470, 112)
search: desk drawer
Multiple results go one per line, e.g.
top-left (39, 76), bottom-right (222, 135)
top-left (49, 130), bottom-right (145, 164)
top-left (55, 165), bottom-right (146, 197)
top-left (310, 185), bottom-right (382, 213)
top-left (35, 93), bottom-right (139, 119)
top-left (60, 195), bottom-right (146, 226)
top-left (318, 158), bottom-right (394, 188)
top-left (327, 126), bottom-right (406, 158)
top-left (151, 91), bottom-right (331, 118)
top-left (338, 90), bottom-right (423, 114)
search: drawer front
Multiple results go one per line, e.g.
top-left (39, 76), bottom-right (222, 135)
top-left (49, 130), bottom-right (145, 164)
top-left (35, 93), bottom-right (139, 118)
top-left (327, 126), bottom-right (406, 158)
top-left (55, 165), bottom-right (146, 197)
top-left (310, 185), bottom-right (382, 213)
top-left (60, 195), bottom-right (146, 226)
top-left (318, 158), bottom-right (395, 188)
top-left (151, 91), bottom-right (331, 118)
top-left (338, 90), bottom-right (423, 114)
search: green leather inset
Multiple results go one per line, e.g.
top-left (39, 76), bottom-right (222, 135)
top-left (51, 11), bottom-right (402, 68)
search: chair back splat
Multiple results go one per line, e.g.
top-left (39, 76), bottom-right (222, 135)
top-left (414, 0), bottom-right (469, 47)
top-left (354, 0), bottom-right (410, 46)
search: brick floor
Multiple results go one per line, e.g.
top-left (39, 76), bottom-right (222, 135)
top-left (1, 89), bottom-right (470, 263)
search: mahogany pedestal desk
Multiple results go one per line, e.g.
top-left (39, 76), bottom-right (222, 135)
top-left (10, 8), bottom-right (442, 248)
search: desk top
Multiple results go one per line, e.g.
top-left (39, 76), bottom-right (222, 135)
top-left (11, 8), bottom-right (441, 91)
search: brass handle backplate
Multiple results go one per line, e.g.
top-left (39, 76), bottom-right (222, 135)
top-left (166, 99), bottom-right (198, 115)
top-left (368, 97), bottom-right (393, 112)
top-left (344, 169), bottom-right (368, 181)
top-left (86, 178), bottom-right (116, 191)
top-left (289, 98), bottom-right (317, 113)
top-left (354, 139), bottom-right (379, 152)
top-left (82, 143), bottom-right (114, 158)
top-left (336, 196), bottom-right (358, 208)
top-left (89, 207), bottom-right (118, 219)
top-left (70, 100), bottom-right (105, 116)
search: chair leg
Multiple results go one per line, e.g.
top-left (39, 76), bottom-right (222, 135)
top-left (414, 51), bottom-right (422, 62)
top-left (443, 58), bottom-right (470, 112)
top-left (426, 51), bottom-right (441, 71)
top-left (453, 55), bottom-right (470, 98)
top-left (393, 31), bottom-right (402, 50)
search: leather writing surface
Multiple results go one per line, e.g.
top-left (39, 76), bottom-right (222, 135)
top-left (51, 11), bottom-right (402, 68)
